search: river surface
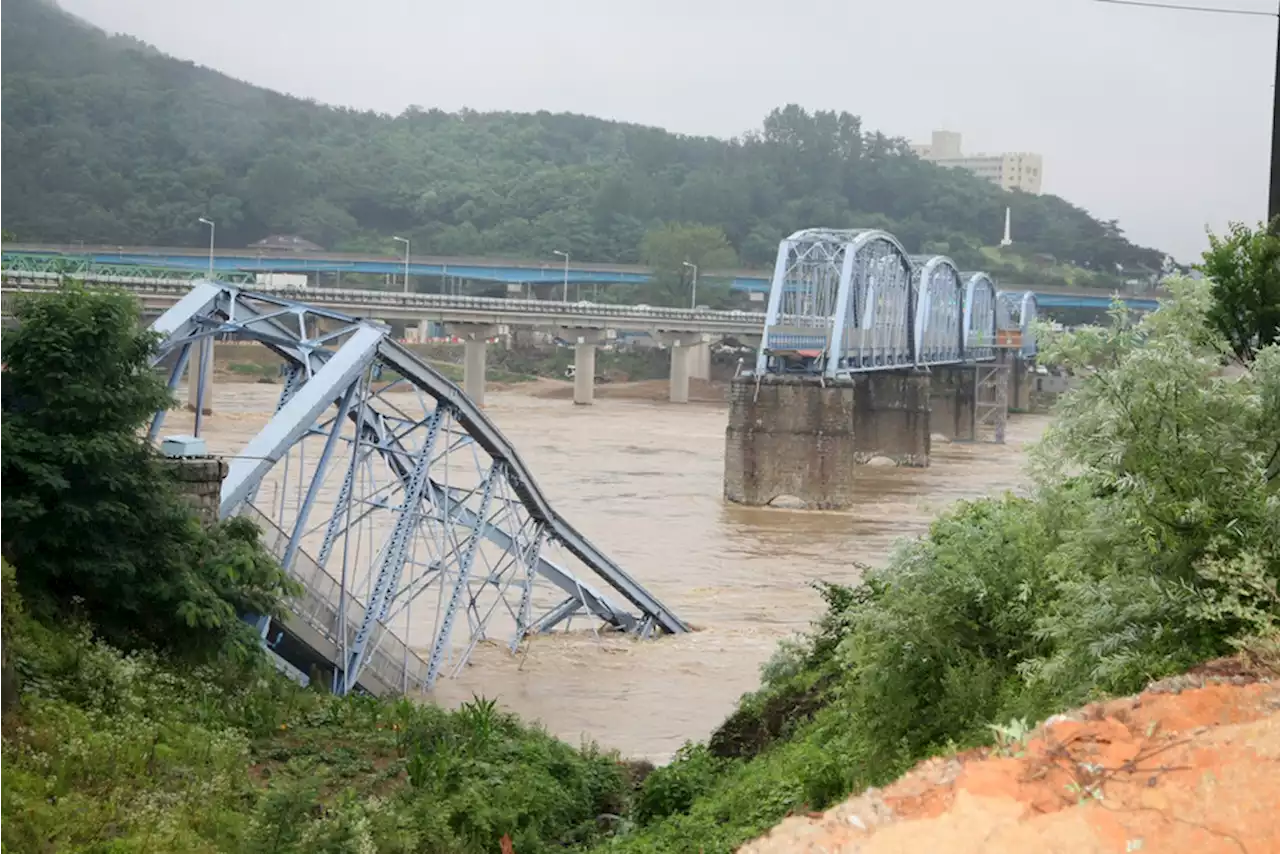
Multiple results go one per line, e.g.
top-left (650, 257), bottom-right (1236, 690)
top-left (174, 380), bottom-right (1048, 763)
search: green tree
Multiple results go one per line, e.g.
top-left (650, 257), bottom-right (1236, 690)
top-left (1197, 218), bottom-right (1280, 363)
top-left (639, 222), bottom-right (738, 308)
top-left (1, 561), bottom-right (20, 713)
top-left (0, 285), bottom-right (295, 656)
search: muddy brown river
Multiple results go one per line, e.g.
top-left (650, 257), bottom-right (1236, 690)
top-left (171, 379), bottom-right (1048, 763)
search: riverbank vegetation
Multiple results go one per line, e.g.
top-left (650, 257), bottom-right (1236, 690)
top-left (3, 0), bottom-right (1163, 291)
top-left (597, 248), bottom-right (1279, 850)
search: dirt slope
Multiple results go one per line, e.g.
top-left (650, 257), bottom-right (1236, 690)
top-left (741, 660), bottom-right (1280, 854)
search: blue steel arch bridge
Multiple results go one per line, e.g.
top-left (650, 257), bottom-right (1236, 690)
top-left (753, 229), bottom-right (1038, 377)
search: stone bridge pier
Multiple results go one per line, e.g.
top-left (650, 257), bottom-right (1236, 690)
top-left (724, 371), bottom-right (930, 509)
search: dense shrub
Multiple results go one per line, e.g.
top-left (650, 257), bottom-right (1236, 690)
top-left (1, 285), bottom-right (296, 658)
top-left (1, 569), bottom-right (630, 854)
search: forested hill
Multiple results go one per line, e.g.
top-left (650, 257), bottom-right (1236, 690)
top-left (2, 0), bottom-right (1164, 278)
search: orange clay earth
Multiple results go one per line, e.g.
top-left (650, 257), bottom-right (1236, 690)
top-left (740, 658), bottom-right (1280, 854)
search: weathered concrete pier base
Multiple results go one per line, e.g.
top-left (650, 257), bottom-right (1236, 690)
top-left (724, 371), bottom-right (930, 509)
top-left (928, 365), bottom-right (977, 441)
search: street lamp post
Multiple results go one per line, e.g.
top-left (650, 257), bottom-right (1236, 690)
top-left (197, 217), bottom-right (215, 278)
top-left (393, 236), bottom-right (410, 293)
top-left (682, 261), bottom-right (699, 309)
top-left (553, 250), bottom-right (569, 302)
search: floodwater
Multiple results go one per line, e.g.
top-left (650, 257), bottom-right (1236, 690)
top-left (172, 379), bottom-right (1048, 763)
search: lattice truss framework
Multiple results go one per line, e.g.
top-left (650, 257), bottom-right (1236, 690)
top-left (756, 229), bottom-right (1023, 376)
top-left (148, 283), bottom-right (686, 695)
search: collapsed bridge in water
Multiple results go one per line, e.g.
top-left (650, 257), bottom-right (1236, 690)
top-left (149, 282), bottom-right (687, 696)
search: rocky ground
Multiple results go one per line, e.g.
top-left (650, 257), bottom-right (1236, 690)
top-left (741, 656), bottom-right (1279, 854)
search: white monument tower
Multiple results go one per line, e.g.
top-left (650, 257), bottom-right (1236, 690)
top-left (1000, 206), bottom-right (1012, 247)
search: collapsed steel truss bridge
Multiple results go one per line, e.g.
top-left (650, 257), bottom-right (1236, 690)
top-left (148, 282), bottom-right (686, 696)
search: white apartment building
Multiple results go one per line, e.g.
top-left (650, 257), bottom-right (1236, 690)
top-left (911, 130), bottom-right (1043, 195)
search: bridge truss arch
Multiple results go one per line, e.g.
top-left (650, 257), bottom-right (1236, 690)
top-left (961, 272), bottom-right (999, 361)
top-left (910, 255), bottom-right (964, 365)
top-left (148, 282), bottom-right (686, 696)
top-left (755, 229), bottom-right (916, 377)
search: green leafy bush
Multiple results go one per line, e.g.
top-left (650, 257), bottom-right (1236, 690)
top-left (1, 285), bottom-right (296, 658)
top-left (2, 575), bottom-right (632, 854)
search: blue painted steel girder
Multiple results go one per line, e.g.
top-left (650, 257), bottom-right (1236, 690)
top-left (910, 255), bottom-right (964, 366)
top-left (962, 272), bottom-right (999, 361)
top-left (88, 252), bottom-right (652, 286)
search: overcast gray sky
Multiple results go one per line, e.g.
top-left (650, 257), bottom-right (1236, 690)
top-left (60, 0), bottom-right (1277, 262)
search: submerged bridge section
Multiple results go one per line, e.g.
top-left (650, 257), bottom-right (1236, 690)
top-left (148, 282), bottom-right (686, 696)
top-left (727, 229), bottom-right (1040, 509)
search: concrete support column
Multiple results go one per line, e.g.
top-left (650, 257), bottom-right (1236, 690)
top-left (463, 338), bottom-right (487, 406)
top-left (416, 318), bottom-right (433, 344)
top-left (574, 343), bottom-right (597, 405)
top-left (690, 341), bottom-right (712, 381)
top-left (186, 337), bottom-right (214, 415)
top-left (669, 343), bottom-right (691, 404)
top-left (928, 365), bottom-right (976, 441)
top-left (555, 328), bottom-right (615, 407)
top-left (447, 323), bottom-right (504, 407)
top-left (1008, 355), bottom-right (1033, 413)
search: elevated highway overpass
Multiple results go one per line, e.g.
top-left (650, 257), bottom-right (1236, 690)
top-left (2, 243), bottom-right (1163, 311)
top-left (0, 271), bottom-right (766, 406)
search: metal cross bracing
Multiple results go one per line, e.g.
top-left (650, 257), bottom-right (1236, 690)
top-left (754, 228), bottom-right (1034, 377)
top-left (973, 362), bottom-right (1010, 444)
top-left (146, 282), bottom-right (687, 697)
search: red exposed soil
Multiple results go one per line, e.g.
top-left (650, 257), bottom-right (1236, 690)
top-left (741, 661), bottom-right (1280, 853)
